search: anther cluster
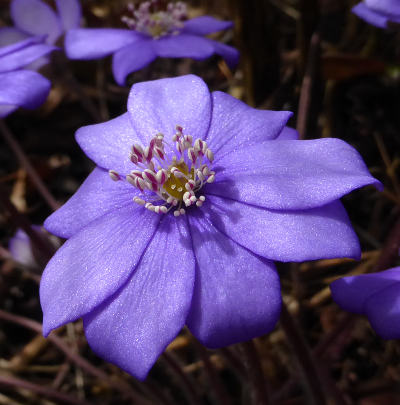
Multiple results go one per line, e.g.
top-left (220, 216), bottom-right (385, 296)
top-left (121, 0), bottom-right (187, 39)
top-left (109, 125), bottom-right (215, 217)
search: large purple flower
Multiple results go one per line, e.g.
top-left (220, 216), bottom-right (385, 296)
top-left (0, 0), bottom-right (81, 47)
top-left (65, 1), bottom-right (239, 85)
top-left (0, 36), bottom-right (56, 117)
top-left (41, 75), bottom-right (381, 379)
top-left (352, 0), bottom-right (400, 28)
top-left (331, 267), bottom-right (400, 339)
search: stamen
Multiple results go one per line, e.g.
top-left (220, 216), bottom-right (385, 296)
top-left (110, 125), bottom-right (215, 216)
top-left (122, 1), bottom-right (188, 39)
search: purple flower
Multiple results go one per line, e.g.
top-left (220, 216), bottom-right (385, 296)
top-left (352, 0), bottom-right (400, 28)
top-left (40, 75), bottom-right (381, 379)
top-left (0, 0), bottom-right (82, 47)
top-left (9, 226), bottom-right (59, 269)
top-left (331, 267), bottom-right (400, 339)
top-left (0, 36), bottom-right (56, 117)
top-left (65, 1), bottom-right (239, 85)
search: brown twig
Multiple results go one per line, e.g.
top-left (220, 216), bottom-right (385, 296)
top-left (0, 374), bottom-right (92, 405)
top-left (239, 340), bottom-right (270, 405)
top-left (280, 303), bottom-right (327, 405)
top-left (0, 309), bottom-right (151, 405)
top-left (0, 120), bottom-right (60, 211)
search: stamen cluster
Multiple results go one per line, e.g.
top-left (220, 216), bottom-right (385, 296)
top-left (121, 0), bottom-right (187, 39)
top-left (109, 125), bottom-right (215, 217)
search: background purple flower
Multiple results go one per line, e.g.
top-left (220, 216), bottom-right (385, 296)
top-left (0, 36), bottom-right (56, 117)
top-left (40, 75), bottom-right (381, 380)
top-left (0, 0), bottom-right (82, 47)
top-left (65, 1), bottom-right (238, 85)
top-left (331, 267), bottom-right (400, 339)
top-left (352, 0), bottom-right (400, 28)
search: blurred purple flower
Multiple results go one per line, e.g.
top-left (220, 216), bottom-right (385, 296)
top-left (9, 226), bottom-right (60, 269)
top-left (65, 0), bottom-right (239, 85)
top-left (0, 0), bottom-right (82, 47)
top-left (331, 266), bottom-right (400, 339)
top-left (0, 36), bottom-right (56, 117)
top-left (40, 75), bottom-right (381, 379)
top-left (352, 0), bottom-right (400, 28)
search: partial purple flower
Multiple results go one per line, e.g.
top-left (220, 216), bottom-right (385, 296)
top-left (9, 226), bottom-right (60, 269)
top-left (0, 36), bottom-right (56, 117)
top-left (65, 0), bottom-right (239, 85)
top-left (0, 0), bottom-right (82, 47)
top-left (40, 75), bottom-right (381, 380)
top-left (331, 267), bottom-right (400, 339)
top-left (352, 0), bottom-right (400, 28)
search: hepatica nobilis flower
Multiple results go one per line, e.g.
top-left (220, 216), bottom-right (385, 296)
top-left (0, 0), bottom-right (81, 47)
top-left (0, 36), bottom-right (57, 117)
top-left (41, 75), bottom-right (381, 379)
top-left (65, 0), bottom-right (239, 85)
top-left (352, 0), bottom-right (400, 28)
top-left (331, 267), bottom-right (400, 339)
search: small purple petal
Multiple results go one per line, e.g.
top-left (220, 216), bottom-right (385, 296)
top-left (0, 41), bottom-right (57, 73)
top-left (0, 35), bottom-right (45, 58)
top-left (203, 195), bottom-right (361, 262)
top-left (65, 28), bottom-right (140, 60)
top-left (186, 214), bottom-right (281, 348)
top-left (128, 74), bottom-right (212, 143)
top-left (84, 216), bottom-right (194, 380)
top-left (11, 0), bottom-right (63, 44)
top-left (206, 39), bottom-right (239, 69)
top-left (0, 70), bottom-right (50, 116)
top-left (40, 205), bottom-right (160, 336)
top-left (112, 39), bottom-right (156, 86)
top-left (365, 0), bottom-right (400, 16)
top-left (330, 268), bottom-right (400, 314)
top-left (75, 113), bottom-right (142, 174)
top-left (9, 228), bottom-right (37, 267)
top-left (153, 34), bottom-right (214, 59)
top-left (44, 167), bottom-right (140, 239)
top-left (182, 16), bottom-right (233, 36)
top-left (207, 138), bottom-right (382, 210)
top-left (352, 3), bottom-right (389, 28)
top-left (55, 0), bottom-right (82, 31)
top-left (276, 126), bottom-right (299, 140)
top-left (0, 27), bottom-right (29, 48)
top-left (206, 91), bottom-right (292, 159)
top-left (365, 283), bottom-right (400, 339)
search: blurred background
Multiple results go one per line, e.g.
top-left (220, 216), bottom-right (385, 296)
top-left (0, 0), bottom-right (400, 404)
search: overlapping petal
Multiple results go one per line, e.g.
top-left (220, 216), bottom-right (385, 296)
top-left (152, 34), bottom-right (214, 59)
top-left (75, 113), bottom-right (142, 173)
top-left (40, 205), bottom-right (160, 336)
top-left (0, 41), bottom-right (57, 72)
top-left (0, 27), bottom-right (29, 48)
top-left (128, 74), bottom-right (212, 143)
top-left (331, 268), bottom-right (400, 339)
top-left (202, 195), bottom-right (361, 262)
top-left (84, 216), bottom-right (195, 380)
top-left (44, 168), bottom-right (140, 239)
top-left (330, 268), bottom-right (400, 314)
top-left (365, 0), bottom-right (400, 16)
top-left (65, 29), bottom-right (141, 60)
top-left (112, 40), bottom-right (156, 86)
top-left (186, 214), bottom-right (281, 348)
top-left (206, 91), bottom-right (292, 158)
top-left (206, 40), bottom-right (239, 69)
top-left (206, 138), bottom-right (382, 210)
top-left (55, 0), bottom-right (81, 31)
top-left (11, 0), bottom-right (63, 44)
top-left (352, 3), bottom-right (391, 28)
top-left (0, 70), bottom-right (50, 115)
top-left (182, 16), bottom-right (233, 36)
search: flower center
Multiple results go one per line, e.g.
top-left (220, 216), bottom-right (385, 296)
top-left (121, 1), bottom-right (187, 39)
top-left (109, 125), bottom-right (215, 217)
